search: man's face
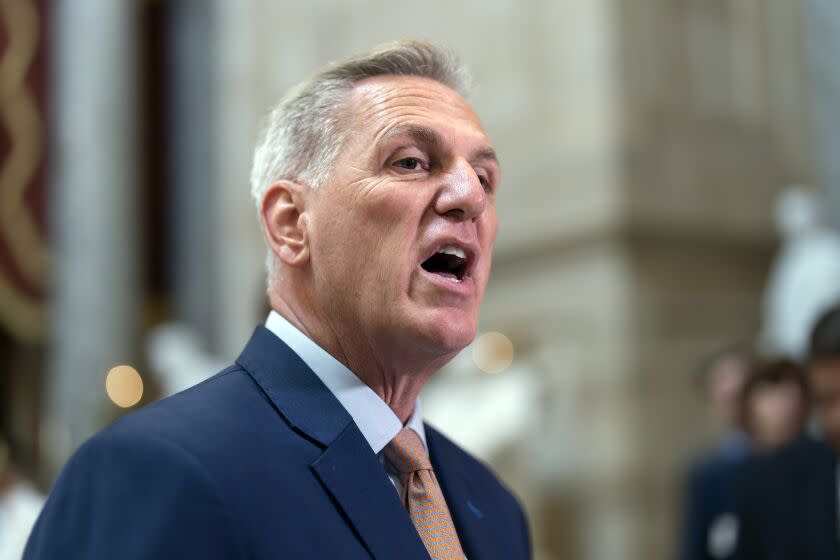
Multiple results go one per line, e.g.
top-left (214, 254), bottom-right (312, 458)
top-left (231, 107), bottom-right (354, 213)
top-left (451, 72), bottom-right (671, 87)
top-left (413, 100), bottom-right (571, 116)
top-left (810, 358), bottom-right (840, 452)
top-left (306, 76), bottom-right (499, 362)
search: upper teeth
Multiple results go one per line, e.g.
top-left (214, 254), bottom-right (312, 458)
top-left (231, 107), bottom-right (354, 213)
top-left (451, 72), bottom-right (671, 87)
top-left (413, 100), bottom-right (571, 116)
top-left (438, 245), bottom-right (466, 259)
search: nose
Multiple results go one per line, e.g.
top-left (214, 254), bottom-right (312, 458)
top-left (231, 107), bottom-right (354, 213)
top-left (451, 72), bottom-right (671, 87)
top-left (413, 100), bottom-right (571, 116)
top-left (434, 158), bottom-right (487, 221)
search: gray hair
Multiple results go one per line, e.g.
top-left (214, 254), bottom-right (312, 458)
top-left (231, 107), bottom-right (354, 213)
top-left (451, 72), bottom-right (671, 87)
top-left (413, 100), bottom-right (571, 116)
top-left (249, 39), bottom-right (471, 278)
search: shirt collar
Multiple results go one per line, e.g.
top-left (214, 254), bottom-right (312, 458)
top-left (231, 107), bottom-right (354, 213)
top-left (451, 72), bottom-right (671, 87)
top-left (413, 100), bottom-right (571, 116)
top-left (265, 310), bottom-right (426, 453)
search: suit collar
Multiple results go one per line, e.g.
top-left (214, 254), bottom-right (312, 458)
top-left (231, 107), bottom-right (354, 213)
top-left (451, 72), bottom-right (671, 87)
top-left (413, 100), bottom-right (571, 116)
top-left (236, 325), bottom-right (351, 447)
top-left (262, 311), bottom-right (427, 453)
top-left (236, 326), bottom-right (430, 559)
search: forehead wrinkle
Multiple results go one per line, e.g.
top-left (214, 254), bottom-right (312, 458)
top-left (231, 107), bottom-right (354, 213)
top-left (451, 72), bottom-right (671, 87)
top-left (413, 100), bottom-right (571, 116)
top-left (352, 79), bottom-right (480, 127)
top-left (355, 77), bottom-right (467, 107)
top-left (351, 84), bottom-right (452, 124)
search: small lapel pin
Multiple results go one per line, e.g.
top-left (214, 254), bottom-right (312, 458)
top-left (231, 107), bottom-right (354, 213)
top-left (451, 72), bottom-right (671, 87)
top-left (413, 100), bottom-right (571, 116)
top-left (466, 499), bottom-right (484, 519)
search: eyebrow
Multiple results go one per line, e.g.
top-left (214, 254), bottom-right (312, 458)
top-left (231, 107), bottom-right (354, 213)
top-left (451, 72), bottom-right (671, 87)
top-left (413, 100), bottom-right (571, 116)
top-left (378, 124), bottom-right (499, 166)
top-left (471, 146), bottom-right (499, 165)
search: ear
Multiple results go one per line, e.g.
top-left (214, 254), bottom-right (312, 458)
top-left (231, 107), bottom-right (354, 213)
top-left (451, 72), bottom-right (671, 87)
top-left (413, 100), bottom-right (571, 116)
top-left (260, 180), bottom-right (310, 267)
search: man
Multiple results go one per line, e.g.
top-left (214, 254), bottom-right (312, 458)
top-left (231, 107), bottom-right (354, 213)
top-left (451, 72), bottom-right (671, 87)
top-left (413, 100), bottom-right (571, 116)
top-left (25, 41), bottom-right (531, 559)
top-left (734, 305), bottom-right (840, 559)
top-left (679, 347), bottom-right (752, 560)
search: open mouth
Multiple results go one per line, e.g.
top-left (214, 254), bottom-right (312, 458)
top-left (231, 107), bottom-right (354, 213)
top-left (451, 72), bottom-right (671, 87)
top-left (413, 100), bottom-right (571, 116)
top-left (420, 245), bottom-right (471, 283)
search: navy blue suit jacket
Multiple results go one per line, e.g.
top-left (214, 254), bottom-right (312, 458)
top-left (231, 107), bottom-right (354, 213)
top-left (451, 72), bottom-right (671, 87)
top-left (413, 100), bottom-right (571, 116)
top-left (678, 437), bottom-right (749, 560)
top-left (733, 437), bottom-right (839, 560)
top-left (25, 326), bottom-right (531, 559)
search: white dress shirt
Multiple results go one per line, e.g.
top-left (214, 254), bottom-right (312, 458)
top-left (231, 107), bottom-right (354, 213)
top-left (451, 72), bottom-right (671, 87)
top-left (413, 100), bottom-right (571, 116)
top-left (265, 310), bottom-right (427, 492)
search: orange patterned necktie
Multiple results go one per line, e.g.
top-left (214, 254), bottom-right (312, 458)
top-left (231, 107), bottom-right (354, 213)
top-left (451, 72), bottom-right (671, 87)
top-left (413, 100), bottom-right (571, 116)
top-left (384, 428), bottom-right (466, 559)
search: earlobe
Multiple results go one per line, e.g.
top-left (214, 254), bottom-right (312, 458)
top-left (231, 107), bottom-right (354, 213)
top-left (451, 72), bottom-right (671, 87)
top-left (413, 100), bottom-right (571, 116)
top-left (261, 180), bottom-right (310, 267)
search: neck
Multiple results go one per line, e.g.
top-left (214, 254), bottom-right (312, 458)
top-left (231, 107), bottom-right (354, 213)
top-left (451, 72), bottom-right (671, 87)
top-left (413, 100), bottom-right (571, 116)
top-left (269, 294), bottom-right (451, 423)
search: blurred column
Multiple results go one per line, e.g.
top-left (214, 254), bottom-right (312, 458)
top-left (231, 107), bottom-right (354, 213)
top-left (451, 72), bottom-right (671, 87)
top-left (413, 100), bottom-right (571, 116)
top-left (166, 0), bottom-right (263, 362)
top-left (210, 0), bottom-right (265, 359)
top-left (806, 0), bottom-right (840, 227)
top-left (166, 0), bottom-right (218, 345)
top-left (47, 0), bottom-right (140, 473)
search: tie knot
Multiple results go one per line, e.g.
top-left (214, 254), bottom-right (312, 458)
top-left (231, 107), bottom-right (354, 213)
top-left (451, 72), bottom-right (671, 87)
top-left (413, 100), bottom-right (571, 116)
top-left (384, 428), bottom-right (431, 473)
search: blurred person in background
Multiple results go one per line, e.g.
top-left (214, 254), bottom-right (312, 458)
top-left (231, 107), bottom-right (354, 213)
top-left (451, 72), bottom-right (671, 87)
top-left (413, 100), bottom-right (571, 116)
top-left (680, 356), bottom-right (808, 560)
top-left (0, 431), bottom-right (44, 560)
top-left (679, 347), bottom-right (752, 560)
top-left (23, 40), bottom-right (529, 560)
top-left (735, 305), bottom-right (840, 560)
top-left (737, 359), bottom-right (808, 453)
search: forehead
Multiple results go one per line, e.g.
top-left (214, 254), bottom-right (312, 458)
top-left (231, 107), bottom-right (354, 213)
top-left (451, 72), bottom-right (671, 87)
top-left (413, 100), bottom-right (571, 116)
top-left (343, 75), bottom-right (489, 145)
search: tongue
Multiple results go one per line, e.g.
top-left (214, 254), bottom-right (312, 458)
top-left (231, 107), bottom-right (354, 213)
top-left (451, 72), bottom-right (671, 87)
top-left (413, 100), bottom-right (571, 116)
top-left (430, 270), bottom-right (459, 281)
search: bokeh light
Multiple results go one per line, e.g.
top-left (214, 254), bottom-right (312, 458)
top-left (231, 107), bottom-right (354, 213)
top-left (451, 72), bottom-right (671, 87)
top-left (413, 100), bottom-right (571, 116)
top-left (105, 365), bottom-right (144, 408)
top-left (472, 331), bottom-right (514, 374)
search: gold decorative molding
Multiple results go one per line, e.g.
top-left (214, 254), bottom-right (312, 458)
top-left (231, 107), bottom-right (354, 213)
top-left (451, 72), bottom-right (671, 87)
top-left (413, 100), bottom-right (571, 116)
top-left (0, 0), bottom-right (47, 341)
top-left (0, 0), bottom-right (49, 289)
top-left (0, 272), bottom-right (44, 343)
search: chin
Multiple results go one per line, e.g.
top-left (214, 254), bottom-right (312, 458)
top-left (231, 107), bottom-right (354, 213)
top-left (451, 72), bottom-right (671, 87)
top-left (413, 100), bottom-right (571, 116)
top-left (413, 309), bottom-right (477, 355)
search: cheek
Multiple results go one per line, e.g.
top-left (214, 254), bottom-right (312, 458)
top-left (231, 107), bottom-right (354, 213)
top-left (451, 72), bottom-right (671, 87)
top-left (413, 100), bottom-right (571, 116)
top-left (321, 189), bottom-right (426, 286)
top-left (354, 177), bottom-right (424, 220)
top-left (476, 213), bottom-right (498, 276)
top-left (479, 210), bottom-right (499, 255)
top-left (364, 188), bottom-right (429, 243)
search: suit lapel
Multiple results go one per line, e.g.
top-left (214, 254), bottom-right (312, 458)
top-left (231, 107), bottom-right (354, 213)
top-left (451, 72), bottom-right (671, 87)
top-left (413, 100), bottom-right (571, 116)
top-left (312, 423), bottom-right (431, 560)
top-left (427, 428), bottom-right (497, 560)
top-left (236, 326), bottom-right (349, 446)
top-left (236, 326), bottom-right (429, 560)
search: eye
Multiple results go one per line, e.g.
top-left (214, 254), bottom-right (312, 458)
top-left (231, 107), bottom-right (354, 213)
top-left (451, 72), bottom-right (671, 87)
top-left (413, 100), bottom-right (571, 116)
top-left (393, 157), bottom-right (426, 171)
top-left (478, 173), bottom-right (493, 193)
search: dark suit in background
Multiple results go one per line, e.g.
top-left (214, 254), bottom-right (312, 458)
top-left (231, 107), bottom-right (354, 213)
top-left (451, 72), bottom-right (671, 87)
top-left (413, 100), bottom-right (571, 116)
top-left (679, 434), bottom-right (749, 560)
top-left (24, 327), bottom-right (531, 559)
top-left (734, 437), bottom-right (838, 560)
